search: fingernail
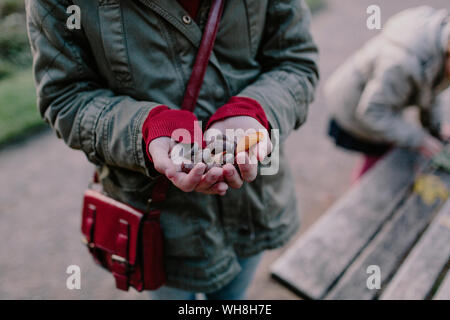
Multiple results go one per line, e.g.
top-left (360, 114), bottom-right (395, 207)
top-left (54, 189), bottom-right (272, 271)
top-left (166, 171), bottom-right (174, 179)
top-left (225, 170), bottom-right (234, 177)
top-left (194, 163), bottom-right (205, 171)
top-left (236, 152), bottom-right (246, 165)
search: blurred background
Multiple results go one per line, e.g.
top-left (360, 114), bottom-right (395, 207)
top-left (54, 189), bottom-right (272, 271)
top-left (0, 0), bottom-right (449, 299)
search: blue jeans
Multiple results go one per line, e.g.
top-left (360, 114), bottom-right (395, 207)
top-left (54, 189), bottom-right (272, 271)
top-left (148, 253), bottom-right (263, 300)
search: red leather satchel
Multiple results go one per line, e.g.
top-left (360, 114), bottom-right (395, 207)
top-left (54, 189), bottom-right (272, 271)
top-left (81, 187), bottom-right (166, 291)
top-left (81, 0), bottom-right (225, 292)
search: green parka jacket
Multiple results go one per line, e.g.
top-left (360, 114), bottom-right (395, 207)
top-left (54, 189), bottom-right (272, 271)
top-left (26, 0), bottom-right (319, 292)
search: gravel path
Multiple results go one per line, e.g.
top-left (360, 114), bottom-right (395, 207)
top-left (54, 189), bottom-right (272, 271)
top-left (0, 0), bottom-right (449, 299)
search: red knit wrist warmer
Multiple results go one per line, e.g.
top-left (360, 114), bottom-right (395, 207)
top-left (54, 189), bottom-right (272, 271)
top-left (206, 97), bottom-right (270, 130)
top-left (142, 105), bottom-right (202, 162)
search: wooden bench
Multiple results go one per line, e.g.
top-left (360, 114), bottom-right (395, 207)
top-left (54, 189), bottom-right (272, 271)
top-left (271, 148), bottom-right (450, 300)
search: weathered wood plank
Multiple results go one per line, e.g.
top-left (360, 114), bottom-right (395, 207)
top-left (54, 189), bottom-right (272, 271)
top-left (271, 149), bottom-right (424, 299)
top-left (380, 201), bottom-right (450, 300)
top-left (434, 271), bottom-right (450, 300)
top-left (325, 171), bottom-right (450, 300)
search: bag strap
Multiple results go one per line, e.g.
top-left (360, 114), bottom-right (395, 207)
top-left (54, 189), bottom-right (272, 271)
top-left (151, 0), bottom-right (225, 204)
top-left (104, 1), bottom-right (225, 292)
top-left (181, 0), bottom-right (225, 112)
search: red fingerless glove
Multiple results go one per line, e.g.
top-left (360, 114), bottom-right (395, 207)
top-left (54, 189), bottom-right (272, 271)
top-left (206, 97), bottom-right (270, 130)
top-left (142, 106), bottom-right (203, 162)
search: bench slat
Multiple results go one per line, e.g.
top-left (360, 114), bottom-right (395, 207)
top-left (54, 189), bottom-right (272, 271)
top-left (434, 271), bottom-right (450, 300)
top-left (326, 171), bottom-right (450, 300)
top-left (271, 149), bottom-right (424, 299)
top-left (380, 201), bottom-right (450, 300)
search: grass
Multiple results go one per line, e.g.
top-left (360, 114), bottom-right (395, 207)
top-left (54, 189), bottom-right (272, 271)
top-left (0, 60), bottom-right (16, 80)
top-left (0, 69), bottom-right (44, 146)
top-left (0, 3), bottom-right (39, 147)
top-left (0, 11), bottom-right (31, 78)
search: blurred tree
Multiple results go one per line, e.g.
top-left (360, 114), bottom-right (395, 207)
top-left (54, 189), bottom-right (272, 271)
top-left (0, 0), bottom-right (25, 18)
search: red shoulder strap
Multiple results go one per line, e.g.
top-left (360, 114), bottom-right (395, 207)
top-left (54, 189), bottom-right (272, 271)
top-left (181, 0), bottom-right (225, 112)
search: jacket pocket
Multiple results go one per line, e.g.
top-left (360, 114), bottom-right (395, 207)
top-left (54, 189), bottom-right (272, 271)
top-left (163, 232), bottom-right (206, 259)
top-left (100, 166), bottom-right (155, 212)
top-left (259, 156), bottom-right (297, 228)
top-left (98, 0), bottom-right (134, 88)
top-left (161, 211), bottom-right (207, 259)
top-left (160, 188), bottom-right (208, 259)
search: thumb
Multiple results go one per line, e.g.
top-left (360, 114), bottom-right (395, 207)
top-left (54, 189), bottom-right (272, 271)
top-left (149, 138), bottom-right (176, 174)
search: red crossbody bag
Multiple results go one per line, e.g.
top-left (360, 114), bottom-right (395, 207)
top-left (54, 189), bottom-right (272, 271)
top-left (81, 0), bottom-right (225, 292)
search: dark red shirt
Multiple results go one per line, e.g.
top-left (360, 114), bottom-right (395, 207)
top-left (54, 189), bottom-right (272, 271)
top-left (178, 0), bottom-right (201, 19)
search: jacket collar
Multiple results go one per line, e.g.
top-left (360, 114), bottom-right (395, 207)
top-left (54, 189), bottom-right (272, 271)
top-left (136, 0), bottom-right (225, 80)
top-left (137, 0), bottom-right (203, 46)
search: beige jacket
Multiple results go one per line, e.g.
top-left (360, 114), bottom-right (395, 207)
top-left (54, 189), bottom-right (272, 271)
top-left (326, 6), bottom-right (449, 148)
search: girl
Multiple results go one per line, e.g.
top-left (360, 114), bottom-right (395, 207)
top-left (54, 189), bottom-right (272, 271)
top-left (26, 0), bottom-right (318, 299)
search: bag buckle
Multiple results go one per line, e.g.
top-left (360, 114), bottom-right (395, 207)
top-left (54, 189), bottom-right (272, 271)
top-left (111, 254), bottom-right (127, 264)
top-left (82, 236), bottom-right (95, 249)
top-left (112, 253), bottom-right (130, 291)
